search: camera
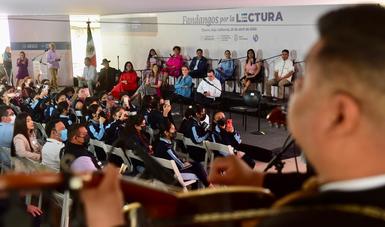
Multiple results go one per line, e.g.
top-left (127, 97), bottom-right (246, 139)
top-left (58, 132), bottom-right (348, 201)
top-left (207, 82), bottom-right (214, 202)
top-left (200, 121), bottom-right (210, 131)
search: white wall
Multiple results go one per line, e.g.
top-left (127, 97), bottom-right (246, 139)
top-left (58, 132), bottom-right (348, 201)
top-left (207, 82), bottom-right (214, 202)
top-left (100, 5), bottom-right (340, 79)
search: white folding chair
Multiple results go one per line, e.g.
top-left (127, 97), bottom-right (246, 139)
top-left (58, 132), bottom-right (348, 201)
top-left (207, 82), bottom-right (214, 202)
top-left (203, 141), bottom-right (235, 173)
top-left (182, 137), bottom-right (209, 170)
top-left (154, 157), bottom-right (198, 192)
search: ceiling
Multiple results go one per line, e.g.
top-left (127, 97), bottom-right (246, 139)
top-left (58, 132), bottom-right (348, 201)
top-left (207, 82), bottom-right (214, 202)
top-left (0, 0), bottom-right (383, 15)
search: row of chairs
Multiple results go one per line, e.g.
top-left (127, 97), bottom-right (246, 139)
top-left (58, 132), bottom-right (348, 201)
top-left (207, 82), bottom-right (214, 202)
top-left (89, 139), bottom-right (198, 192)
top-left (174, 132), bottom-right (235, 173)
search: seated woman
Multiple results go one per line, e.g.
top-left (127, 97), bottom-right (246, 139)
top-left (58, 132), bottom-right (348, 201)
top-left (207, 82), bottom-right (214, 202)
top-left (126, 114), bottom-right (154, 155)
top-left (215, 50), bottom-right (235, 84)
top-left (241, 49), bottom-right (261, 96)
top-left (173, 65), bottom-right (193, 100)
top-left (144, 64), bottom-right (162, 97)
top-left (155, 121), bottom-right (210, 187)
top-left (12, 112), bottom-right (41, 161)
top-left (165, 46), bottom-right (184, 78)
top-left (146, 49), bottom-right (162, 69)
top-left (111, 61), bottom-right (138, 99)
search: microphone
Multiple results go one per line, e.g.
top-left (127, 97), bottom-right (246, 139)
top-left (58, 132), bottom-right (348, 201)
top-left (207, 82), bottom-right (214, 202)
top-left (44, 48), bottom-right (49, 52)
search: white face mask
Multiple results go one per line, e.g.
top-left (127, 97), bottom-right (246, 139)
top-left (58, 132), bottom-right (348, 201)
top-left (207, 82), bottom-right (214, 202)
top-left (9, 115), bottom-right (16, 124)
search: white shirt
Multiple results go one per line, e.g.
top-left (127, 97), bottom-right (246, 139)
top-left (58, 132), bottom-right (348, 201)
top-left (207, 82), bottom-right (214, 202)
top-left (321, 174), bottom-right (385, 192)
top-left (82, 65), bottom-right (97, 81)
top-left (197, 77), bottom-right (222, 98)
top-left (194, 59), bottom-right (200, 70)
top-left (41, 138), bottom-right (65, 172)
top-left (274, 59), bottom-right (294, 82)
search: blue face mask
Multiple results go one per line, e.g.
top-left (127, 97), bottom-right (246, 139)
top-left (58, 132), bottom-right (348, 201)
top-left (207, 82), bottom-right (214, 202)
top-left (60, 129), bottom-right (68, 142)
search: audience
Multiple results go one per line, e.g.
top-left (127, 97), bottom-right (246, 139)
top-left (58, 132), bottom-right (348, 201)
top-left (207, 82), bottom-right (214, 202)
top-left (111, 61), bottom-right (138, 99)
top-left (266, 49), bottom-right (295, 99)
top-left (146, 48), bottom-right (162, 69)
top-left (166, 46), bottom-right (184, 78)
top-left (95, 58), bottom-right (119, 95)
top-left (11, 112), bottom-right (41, 161)
top-left (61, 124), bottom-right (101, 172)
top-left (80, 57), bottom-right (97, 96)
top-left (241, 48), bottom-right (261, 96)
top-left (214, 50), bottom-right (235, 84)
top-left (155, 120), bottom-right (210, 187)
top-left (182, 104), bottom-right (210, 162)
top-left (174, 65), bottom-right (193, 100)
top-left (195, 70), bottom-right (222, 105)
top-left (189, 48), bottom-right (208, 78)
top-left (0, 105), bottom-right (15, 148)
top-left (41, 119), bottom-right (66, 171)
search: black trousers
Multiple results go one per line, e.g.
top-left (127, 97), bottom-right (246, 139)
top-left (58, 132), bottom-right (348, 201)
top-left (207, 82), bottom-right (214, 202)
top-left (194, 92), bottom-right (215, 106)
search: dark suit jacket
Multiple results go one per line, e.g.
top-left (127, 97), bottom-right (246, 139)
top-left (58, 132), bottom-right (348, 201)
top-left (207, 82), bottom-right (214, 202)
top-left (96, 67), bottom-right (119, 92)
top-left (189, 57), bottom-right (208, 76)
top-left (259, 184), bottom-right (385, 227)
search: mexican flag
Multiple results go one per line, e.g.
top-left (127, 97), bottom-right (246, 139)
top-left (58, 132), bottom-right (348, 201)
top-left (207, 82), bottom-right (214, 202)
top-left (86, 21), bottom-right (96, 66)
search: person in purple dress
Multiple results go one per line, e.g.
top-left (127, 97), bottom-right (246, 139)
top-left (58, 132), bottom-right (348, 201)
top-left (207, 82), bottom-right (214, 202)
top-left (16, 51), bottom-right (29, 87)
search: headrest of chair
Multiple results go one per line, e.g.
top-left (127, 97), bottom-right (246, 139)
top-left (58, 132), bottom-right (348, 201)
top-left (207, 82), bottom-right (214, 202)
top-left (243, 90), bottom-right (261, 107)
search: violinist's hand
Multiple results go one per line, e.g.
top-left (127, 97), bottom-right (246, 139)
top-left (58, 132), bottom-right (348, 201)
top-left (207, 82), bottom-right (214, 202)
top-left (208, 155), bottom-right (265, 187)
top-left (81, 165), bottom-right (125, 227)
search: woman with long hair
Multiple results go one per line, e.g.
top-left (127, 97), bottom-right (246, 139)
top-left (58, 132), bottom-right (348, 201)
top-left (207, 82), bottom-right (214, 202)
top-left (111, 61), bottom-right (139, 99)
top-left (11, 112), bottom-right (41, 161)
top-left (16, 51), bottom-right (29, 87)
top-left (241, 49), bottom-right (261, 96)
top-left (144, 64), bottom-right (162, 97)
top-left (146, 49), bottom-right (161, 69)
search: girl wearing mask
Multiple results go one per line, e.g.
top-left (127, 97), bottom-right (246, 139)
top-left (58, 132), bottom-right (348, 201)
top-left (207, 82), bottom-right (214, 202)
top-left (155, 121), bottom-right (210, 187)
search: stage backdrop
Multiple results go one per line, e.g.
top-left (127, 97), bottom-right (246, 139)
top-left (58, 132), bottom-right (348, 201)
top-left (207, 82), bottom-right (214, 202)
top-left (8, 15), bottom-right (73, 86)
top-left (100, 5), bottom-right (341, 82)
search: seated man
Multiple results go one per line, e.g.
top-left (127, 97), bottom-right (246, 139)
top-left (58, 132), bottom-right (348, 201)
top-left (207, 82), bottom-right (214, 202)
top-left (265, 49), bottom-right (294, 99)
top-left (0, 106), bottom-right (15, 169)
top-left (42, 119), bottom-right (66, 172)
top-left (195, 70), bottom-right (222, 106)
top-left (211, 111), bottom-right (255, 168)
top-left (0, 105), bottom-right (15, 148)
top-left (209, 5), bottom-right (385, 226)
top-left (189, 48), bottom-right (208, 78)
top-left (61, 123), bottom-right (102, 172)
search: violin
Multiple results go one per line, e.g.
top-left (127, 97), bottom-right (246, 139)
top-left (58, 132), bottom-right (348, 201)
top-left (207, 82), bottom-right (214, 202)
top-left (0, 171), bottom-right (274, 226)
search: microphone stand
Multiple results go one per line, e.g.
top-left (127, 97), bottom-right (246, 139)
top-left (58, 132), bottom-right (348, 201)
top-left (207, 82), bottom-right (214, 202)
top-left (264, 135), bottom-right (294, 174)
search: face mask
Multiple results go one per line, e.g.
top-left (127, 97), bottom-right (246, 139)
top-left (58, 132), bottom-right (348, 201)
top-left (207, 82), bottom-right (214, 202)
top-left (199, 113), bottom-right (207, 122)
top-left (170, 132), bottom-right (177, 140)
top-left (101, 101), bottom-right (107, 107)
top-left (83, 136), bottom-right (90, 147)
top-left (9, 115), bottom-right (16, 124)
top-left (60, 129), bottom-right (68, 142)
top-left (217, 118), bottom-right (226, 127)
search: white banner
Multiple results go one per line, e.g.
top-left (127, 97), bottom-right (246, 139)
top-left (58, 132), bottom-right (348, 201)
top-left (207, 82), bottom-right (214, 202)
top-left (101, 5), bottom-right (341, 79)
